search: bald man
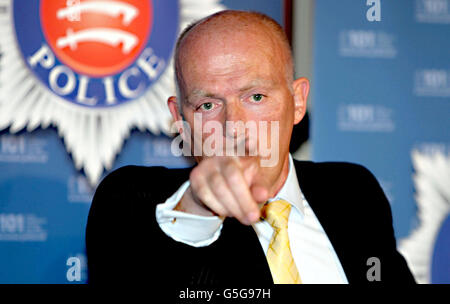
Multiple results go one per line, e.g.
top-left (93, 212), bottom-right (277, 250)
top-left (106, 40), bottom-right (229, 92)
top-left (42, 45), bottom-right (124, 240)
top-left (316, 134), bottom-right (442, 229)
top-left (86, 10), bottom-right (415, 285)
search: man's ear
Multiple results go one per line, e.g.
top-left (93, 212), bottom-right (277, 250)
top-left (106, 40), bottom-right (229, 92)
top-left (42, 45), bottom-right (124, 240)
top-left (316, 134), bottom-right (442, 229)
top-left (292, 77), bottom-right (310, 125)
top-left (167, 96), bottom-right (183, 133)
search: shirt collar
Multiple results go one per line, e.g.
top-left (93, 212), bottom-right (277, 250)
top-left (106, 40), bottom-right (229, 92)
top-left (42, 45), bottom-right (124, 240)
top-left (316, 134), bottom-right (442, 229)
top-left (267, 154), bottom-right (305, 215)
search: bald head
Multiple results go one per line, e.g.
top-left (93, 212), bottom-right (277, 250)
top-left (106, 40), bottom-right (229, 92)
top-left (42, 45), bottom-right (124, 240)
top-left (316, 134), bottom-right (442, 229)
top-left (174, 10), bottom-right (294, 103)
top-left (167, 10), bottom-right (310, 192)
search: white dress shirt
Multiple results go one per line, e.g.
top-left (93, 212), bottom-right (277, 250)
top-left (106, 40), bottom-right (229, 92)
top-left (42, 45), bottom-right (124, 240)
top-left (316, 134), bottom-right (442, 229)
top-left (155, 155), bottom-right (349, 284)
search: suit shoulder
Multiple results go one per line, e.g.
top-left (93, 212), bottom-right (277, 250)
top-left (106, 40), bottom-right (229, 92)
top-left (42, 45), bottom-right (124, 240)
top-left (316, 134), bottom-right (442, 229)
top-left (294, 160), bottom-right (377, 183)
top-left (100, 164), bottom-right (168, 182)
top-left (97, 165), bottom-right (191, 191)
top-left (319, 161), bottom-right (376, 180)
top-left (294, 160), bottom-right (387, 212)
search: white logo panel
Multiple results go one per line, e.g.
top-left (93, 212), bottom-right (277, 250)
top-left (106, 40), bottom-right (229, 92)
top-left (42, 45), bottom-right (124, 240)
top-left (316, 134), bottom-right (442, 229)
top-left (415, 0), bottom-right (450, 23)
top-left (0, 213), bottom-right (48, 242)
top-left (0, 134), bottom-right (49, 163)
top-left (339, 30), bottom-right (397, 58)
top-left (414, 69), bottom-right (450, 97)
top-left (337, 104), bottom-right (395, 132)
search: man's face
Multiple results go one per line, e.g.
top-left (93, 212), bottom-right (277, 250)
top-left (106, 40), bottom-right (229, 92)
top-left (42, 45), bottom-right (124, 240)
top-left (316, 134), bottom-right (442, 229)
top-left (170, 25), bottom-right (308, 187)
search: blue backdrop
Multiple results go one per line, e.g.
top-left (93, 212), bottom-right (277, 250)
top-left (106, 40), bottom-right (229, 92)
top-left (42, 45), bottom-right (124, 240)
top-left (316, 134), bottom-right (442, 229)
top-left (311, 0), bottom-right (449, 283)
top-left (0, 0), bottom-right (284, 284)
top-left (2, 0), bottom-right (448, 284)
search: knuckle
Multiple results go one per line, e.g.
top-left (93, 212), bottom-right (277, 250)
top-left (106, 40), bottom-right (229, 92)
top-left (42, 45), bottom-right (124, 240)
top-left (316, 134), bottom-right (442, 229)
top-left (219, 157), bottom-right (232, 169)
top-left (189, 167), bottom-right (200, 182)
top-left (227, 171), bottom-right (241, 186)
top-left (196, 185), bottom-right (210, 202)
top-left (242, 201), bottom-right (256, 213)
top-left (210, 172), bottom-right (223, 189)
top-left (223, 162), bottom-right (238, 177)
top-left (226, 157), bottom-right (238, 167)
top-left (189, 176), bottom-right (201, 193)
top-left (204, 157), bottom-right (218, 169)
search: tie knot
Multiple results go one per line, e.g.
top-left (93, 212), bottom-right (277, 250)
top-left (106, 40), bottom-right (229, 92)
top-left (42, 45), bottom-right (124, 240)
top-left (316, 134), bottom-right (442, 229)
top-left (262, 200), bottom-right (291, 230)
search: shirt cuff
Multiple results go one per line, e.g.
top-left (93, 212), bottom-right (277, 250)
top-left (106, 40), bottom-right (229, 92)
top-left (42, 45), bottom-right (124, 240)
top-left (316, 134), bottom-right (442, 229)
top-left (155, 181), bottom-right (224, 247)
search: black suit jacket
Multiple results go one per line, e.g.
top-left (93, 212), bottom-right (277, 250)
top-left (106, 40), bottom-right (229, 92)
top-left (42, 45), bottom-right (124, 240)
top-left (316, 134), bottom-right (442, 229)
top-left (86, 160), bottom-right (415, 285)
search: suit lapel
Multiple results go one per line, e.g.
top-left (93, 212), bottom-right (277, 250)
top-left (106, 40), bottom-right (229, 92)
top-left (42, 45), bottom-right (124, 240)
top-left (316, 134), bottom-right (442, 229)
top-left (186, 160), bottom-right (360, 284)
top-left (293, 160), bottom-right (358, 283)
top-left (216, 218), bottom-right (274, 284)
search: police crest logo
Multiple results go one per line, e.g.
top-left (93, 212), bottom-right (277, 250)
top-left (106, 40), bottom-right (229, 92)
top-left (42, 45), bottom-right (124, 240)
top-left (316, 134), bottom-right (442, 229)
top-left (399, 147), bottom-right (450, 283)
top-left (0, 0), bottom-right (224, 185)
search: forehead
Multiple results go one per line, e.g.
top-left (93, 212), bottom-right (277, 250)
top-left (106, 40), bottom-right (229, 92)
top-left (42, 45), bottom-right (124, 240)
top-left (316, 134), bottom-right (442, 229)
top-left (178, 24), bottom-right (286, 92)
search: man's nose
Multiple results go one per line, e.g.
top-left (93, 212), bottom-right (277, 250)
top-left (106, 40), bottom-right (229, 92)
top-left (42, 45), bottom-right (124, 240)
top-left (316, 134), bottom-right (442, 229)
top-left (224, 102), bottom-right (246, 138)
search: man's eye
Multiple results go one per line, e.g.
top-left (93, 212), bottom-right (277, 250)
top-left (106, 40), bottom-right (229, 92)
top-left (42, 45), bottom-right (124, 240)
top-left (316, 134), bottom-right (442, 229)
top-left (200, 102), bottom-right (215, 111)
top-left (251, 94), bottom-right (264, 102)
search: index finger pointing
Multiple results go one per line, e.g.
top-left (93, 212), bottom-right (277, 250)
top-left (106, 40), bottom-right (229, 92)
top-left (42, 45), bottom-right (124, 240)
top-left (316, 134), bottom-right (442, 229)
top-left (221, 161), bottom-right (261, 223)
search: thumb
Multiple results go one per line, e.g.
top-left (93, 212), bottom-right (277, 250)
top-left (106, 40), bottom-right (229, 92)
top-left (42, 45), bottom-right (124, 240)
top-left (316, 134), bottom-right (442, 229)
top-left (251, 185), bottom-right (269, 204)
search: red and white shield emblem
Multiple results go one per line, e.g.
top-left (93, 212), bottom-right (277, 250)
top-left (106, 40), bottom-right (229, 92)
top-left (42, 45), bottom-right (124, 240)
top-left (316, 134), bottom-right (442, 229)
top-left (41, 0), bottom-right (153, 77)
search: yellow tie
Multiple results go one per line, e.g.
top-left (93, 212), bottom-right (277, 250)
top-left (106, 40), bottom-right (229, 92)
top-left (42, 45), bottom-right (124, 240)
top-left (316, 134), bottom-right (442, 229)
top-left (262, 200), bottom-right (301, 284)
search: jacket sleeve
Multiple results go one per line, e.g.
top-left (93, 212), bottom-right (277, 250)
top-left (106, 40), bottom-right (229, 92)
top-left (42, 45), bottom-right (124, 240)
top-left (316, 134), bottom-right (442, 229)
top-left (85, 165), bottom-right (205, 287)
top-left (85, 166), bottom-right (139, 285)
